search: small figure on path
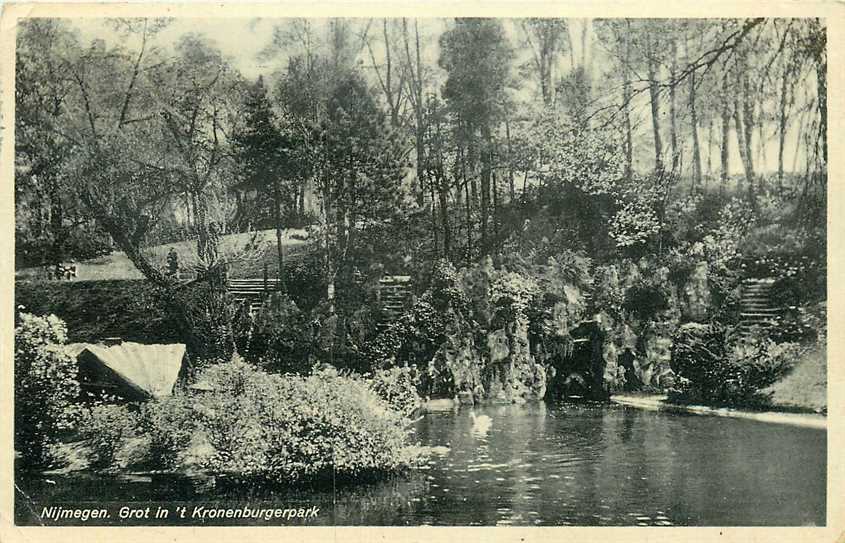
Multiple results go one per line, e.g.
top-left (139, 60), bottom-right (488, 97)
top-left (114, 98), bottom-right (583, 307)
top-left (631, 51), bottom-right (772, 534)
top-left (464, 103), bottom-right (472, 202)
top-left (166, 247), bottom-right (180, 279)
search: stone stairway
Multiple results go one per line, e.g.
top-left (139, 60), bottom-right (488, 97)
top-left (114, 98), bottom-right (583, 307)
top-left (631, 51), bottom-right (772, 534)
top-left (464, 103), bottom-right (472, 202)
top-left (378, 275), bottom-right (413, 321)
top-left (739, 277), bottom-right (780, 335)
top-left (227, 278), bottom-right (283, 315)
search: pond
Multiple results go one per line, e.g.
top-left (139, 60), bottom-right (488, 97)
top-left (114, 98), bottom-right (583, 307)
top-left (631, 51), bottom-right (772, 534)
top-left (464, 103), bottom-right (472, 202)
top-left (16, 402), bottom-right (826, 526)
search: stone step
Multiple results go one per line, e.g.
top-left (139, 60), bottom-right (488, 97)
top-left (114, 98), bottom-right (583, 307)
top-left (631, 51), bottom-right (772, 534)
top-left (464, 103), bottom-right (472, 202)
top-left (742, 285), bottom-right (772, 292)
top-left (740, 311), bottom-right (781, 318)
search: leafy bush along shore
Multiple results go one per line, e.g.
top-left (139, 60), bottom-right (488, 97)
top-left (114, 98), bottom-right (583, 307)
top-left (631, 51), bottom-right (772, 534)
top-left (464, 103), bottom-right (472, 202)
top-left (15, 312), bottom-right (426, 483)
top-left (69, 364), bottom-right (427, 484)
top-left (669, 323), bottom-right (803, 408)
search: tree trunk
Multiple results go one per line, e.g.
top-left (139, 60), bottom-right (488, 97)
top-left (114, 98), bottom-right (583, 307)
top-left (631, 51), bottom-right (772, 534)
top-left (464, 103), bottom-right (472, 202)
top-left (320, 179), bottom-right (336, 316)
top-left (647, 52), bottom-right (664, 173)
top-left (461, 145), bottom-right (472, 261)
top-left (80, 190), bottom-right (169, 288)
top-left (778, 60), bottom-right (789, 189)
top-left (506, 118), bottom-right (516, 201)
top-left (734, 98), bottom-right (759, 214)
top-left (404, 18), bottom-right (427, 208)
top-left (547, 40), bottom-right (556, 106)
top-left (428, 148), bottom-right (439, 258)
top-left (193, 192), bottom-right (211, 266)
top-left (719, 72), bottom-right (731, 194)
top-left (689, 67), bottom-right (703, 192)
top-left (816, 55), bottom-right (827, 167)
top-left (48, 182), bottom-right (64, 273)
top-left (273, 179), bottom-right (285, 291)
top-left (669, 39), bottom-right (679, 173)
top-left (433, 107), bottom-right (451, 259)
top-left (742, 71), bottom-right (756, 183)
top-left (438, 172), bottom-right (451, 259)
top-left (623, 21), bottom-right (633, 181)
top-left (479, 134), bottom-right (491, 255)
top-left (707, 119), bottom-right (714, 183)
top-left (492, 143), bottom-right (500, 245)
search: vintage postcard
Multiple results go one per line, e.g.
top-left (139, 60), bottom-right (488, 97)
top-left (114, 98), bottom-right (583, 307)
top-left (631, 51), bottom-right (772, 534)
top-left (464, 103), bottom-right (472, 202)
top-left (0, 2), bottom-right (842, 542)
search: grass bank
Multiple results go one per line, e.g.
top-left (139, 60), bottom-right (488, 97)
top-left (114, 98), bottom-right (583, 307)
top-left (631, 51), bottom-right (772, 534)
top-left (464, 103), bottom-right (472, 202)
top-left (764, 343), bottom-right (827, 414)
top-left (15, 280), bottom-right (181, 344)
top-left (15, 228), bottom-right (311, 281)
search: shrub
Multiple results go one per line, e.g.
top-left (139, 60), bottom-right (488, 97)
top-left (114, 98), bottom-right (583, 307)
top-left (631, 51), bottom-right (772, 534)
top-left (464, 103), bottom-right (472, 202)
top-left (14, 313), bottom-right (81, 469)
top-left (670, 322), bottom-right (801, 406)
top-left (191, 361), bottom-right (419, 485)
top-left (670, 322), bottom-right (728, 400)
top-left (369, 366), bottom-right (422, 417)
top-left (725, 339), bottom-right (801, 405)
top-left (78, 404), bottom-right (137, 471)
top-left (170, 283), bottom-right (238, 360)
top-left (366, 295), bottom-right (460, 373)
top-left (137, 395), bottom-right (196, 470)
top-left (240, 293), bottom-right (315, 374)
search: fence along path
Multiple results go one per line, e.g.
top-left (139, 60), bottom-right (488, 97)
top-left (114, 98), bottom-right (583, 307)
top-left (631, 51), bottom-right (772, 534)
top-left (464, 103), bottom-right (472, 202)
top-left (227, 278), bottom-right (283, 315)
top-left (226, 274), bottom-right (414, 318)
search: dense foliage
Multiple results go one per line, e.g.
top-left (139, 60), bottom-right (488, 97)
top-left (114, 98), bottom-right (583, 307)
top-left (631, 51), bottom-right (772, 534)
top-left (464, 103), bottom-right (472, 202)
top-left (186, 361), bottom-right (421, 484)
top-left (77, 404), bottom-right (137, 471)
top-left (670, 323), bottom-right (802, 407)
top-left (137, 395), bottom-right (196, 470)
top-left (368, 366), bottom-right (423, 417)
top-left (72, 358), bottom-right (424, 484)
top-left (14, 313), bottom-right (81, 469)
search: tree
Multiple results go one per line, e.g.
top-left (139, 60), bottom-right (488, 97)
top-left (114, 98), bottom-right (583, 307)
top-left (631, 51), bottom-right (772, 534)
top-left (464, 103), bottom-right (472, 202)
top-left (16, 20), bottom-right (265, 359)
top-left (233, 76), bottom-right (301, 288)
top-left (439, 18), bottom-right (515, 257)
top-left (148, 34), bottom-right (242, 277)
top-left (520, 19), bottom-right (569, 107)
top-left (593, 19), bottom-right (634, 180)
top-left (365, 19), bottom-right (409, 129)
top-left (15, 20), bottom-right (111, 272)
top-left (313, 70), bottom-right (408, 312)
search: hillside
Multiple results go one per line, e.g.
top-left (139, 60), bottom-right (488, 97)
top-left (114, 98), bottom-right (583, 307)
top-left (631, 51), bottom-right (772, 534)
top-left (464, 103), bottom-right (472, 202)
top-left (765, 343), bottom-right (827, 414)
top-left (15, 228), bottom-right (311, 281)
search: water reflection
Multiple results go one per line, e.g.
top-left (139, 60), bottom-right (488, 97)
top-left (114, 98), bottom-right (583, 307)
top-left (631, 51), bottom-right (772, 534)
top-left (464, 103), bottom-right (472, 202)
top-left (16, 402), bottom-right (825, 526)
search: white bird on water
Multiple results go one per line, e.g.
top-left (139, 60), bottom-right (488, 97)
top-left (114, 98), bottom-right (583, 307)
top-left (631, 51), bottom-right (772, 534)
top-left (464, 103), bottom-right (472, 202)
top-left (469, 410), bottom-right (493, 437)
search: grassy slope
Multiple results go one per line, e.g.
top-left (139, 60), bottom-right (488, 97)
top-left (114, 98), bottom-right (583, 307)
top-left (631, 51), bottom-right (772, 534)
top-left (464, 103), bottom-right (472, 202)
top-left (15, 228), bottom-right (311, 281)
top-left (765, 342), bottom-right (827, 414)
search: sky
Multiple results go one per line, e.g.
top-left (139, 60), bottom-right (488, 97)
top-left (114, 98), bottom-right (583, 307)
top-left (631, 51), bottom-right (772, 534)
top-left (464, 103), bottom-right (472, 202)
top-left (72, 18), bottom-right (278, 79)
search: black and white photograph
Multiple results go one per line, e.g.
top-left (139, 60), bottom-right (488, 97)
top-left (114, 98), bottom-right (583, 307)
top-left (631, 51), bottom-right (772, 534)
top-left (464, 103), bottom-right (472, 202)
top-left (5, 6), bottom-right (834, 532)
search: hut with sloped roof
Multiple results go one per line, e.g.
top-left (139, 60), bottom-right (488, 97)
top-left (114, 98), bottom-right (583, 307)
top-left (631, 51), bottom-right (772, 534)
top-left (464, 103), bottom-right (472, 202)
top-left (66, 340), bottom-right (187, 402)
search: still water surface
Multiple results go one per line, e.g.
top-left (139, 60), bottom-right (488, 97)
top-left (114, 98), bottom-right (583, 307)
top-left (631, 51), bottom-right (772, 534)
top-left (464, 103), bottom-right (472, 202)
top-left (17, 403), bottom-right (826, 526)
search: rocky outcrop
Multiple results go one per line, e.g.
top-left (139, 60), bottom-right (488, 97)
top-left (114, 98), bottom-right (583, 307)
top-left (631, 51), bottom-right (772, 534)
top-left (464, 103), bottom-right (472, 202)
top-left (483, 318), bottom-right (547, 404)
